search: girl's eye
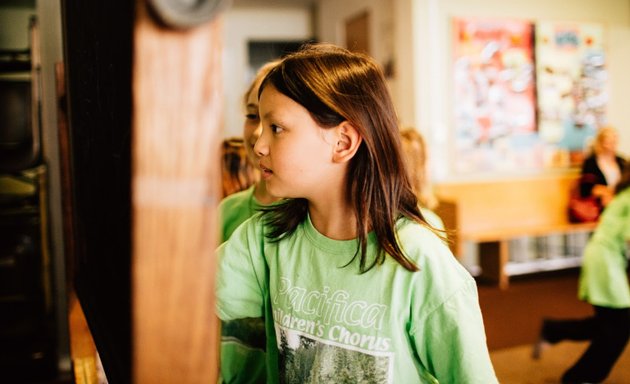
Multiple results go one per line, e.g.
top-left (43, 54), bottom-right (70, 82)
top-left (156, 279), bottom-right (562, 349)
top-left (271, 124), bottom-right (284, 134)
top-left (245, 113), bottom-right (259, 121)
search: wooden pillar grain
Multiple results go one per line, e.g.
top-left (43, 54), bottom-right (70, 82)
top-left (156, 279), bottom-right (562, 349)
top-left (132, 2), bottom-right (222, 382)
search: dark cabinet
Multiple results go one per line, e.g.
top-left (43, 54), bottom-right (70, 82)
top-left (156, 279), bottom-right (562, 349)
top-left (0, 17), bottom-right (57, 380)
top-left (0, 166), bottom-right (57, 381)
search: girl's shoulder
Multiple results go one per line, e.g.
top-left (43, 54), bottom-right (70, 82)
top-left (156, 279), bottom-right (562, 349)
top-left (219, 185), bottom-right (255, 209)
top-left (419, 207), bottom-right (445, 231)
top-left (395, 217), bottom-right (454, 264)
top-left (397, 216), bottom-right (445, 240)
top-left (395, 217), bottom-right (475, 303)
top-left (396, 216), bottom-right (437, 238)
top-left (223, 210), bottom-right (266, 245)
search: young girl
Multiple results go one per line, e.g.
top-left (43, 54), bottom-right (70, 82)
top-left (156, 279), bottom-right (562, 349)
top-left (218, 61), bottom-right (281, 383)
top-left (220, 60), bottom-right (281, 242)
top-left (216, 44), bottom-right (497, 383)
top-left (534, 165), bottom-right (630, 383)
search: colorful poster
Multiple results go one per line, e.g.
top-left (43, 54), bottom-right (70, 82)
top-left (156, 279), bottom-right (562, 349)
top-left (536, 21), bottom-right (606, 166)
top-left (452, 18), bottom-right (538, 173)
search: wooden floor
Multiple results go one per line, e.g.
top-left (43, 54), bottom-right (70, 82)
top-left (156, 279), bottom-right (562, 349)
top-left (479, 269), bottom-right (630, 383)
top-left (478, 269), bottom-right (592, 350)
top-left (491, 342), bottom-right (630, 384)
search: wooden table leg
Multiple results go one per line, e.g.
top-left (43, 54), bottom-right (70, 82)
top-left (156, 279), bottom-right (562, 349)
top-left (478, 240), bottom-right (509, 289)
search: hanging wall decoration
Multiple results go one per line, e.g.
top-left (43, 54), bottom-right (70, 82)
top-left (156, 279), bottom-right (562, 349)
top-left (452, 18), bottom-right (538, 173)
top-left (535, 21), bottom-right (606, 167)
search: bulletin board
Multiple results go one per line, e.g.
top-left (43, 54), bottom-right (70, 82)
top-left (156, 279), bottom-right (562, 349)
top-left (452, 18), bottom-right (538, 173)
top-left (536, 21), bottom-right (606, 166)
top-left (451, 18), bottom-right (606, 174)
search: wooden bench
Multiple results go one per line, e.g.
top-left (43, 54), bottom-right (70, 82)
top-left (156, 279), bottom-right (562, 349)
top-left (433, 171), bottom-right (597, 289)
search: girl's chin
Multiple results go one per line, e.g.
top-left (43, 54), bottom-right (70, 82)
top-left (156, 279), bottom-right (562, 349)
top-left (266, 185), bottom-right (289, 200)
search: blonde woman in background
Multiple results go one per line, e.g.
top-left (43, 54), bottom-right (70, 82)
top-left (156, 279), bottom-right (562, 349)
top-left (580, 126), bottom-right (626, 213)
top-left (400, 127), bottom-right (444, 230)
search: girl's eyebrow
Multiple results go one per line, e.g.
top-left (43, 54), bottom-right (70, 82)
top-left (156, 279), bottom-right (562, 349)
top-left (246, 103), bottom-right (257, 109)
top-left (261, 111), bottom-right (286, 126)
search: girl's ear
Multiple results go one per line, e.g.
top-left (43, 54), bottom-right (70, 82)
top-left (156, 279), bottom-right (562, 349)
top-left (332, 121), bottom-right (362, 163)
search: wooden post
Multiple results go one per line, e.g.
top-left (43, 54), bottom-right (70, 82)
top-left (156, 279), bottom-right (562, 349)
top-left (132, 1), bottom-right (222, 382)
top-left (479, 241), bottom-right (510, 290)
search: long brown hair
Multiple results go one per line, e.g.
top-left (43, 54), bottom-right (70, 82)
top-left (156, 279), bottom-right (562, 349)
top-left (259, 43), bottom-right (428, 273)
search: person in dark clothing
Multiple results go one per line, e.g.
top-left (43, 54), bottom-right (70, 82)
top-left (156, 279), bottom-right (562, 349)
top-left (579, 127), bottom-right (625, 216)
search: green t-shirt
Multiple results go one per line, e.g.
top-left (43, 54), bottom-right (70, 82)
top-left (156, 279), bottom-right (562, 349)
top-left (578, 188), bottom-right (630, 308)
top-left (220, 186), bottom-right (261, 243)
top-left (217, 214), bottom-right (497, 383)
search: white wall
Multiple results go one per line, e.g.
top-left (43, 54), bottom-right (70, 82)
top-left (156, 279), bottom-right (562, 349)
top-left (317, 0), bottom-right (393, 67)
top-left (222, 5), bottom-right (313, 138)
top-left (607, 25), bottom-right (630, 158)
top-left (317, 0), bottom-right (397, 109)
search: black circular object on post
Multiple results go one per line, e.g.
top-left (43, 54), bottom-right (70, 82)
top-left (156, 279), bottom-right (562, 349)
top-left (147, 0), bottom-right (232, 29)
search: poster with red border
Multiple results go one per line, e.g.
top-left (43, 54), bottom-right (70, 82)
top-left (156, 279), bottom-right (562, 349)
top-left (452, 18), bottom-right (538, 173)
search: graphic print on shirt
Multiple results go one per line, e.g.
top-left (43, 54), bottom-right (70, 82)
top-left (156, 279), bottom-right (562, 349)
top-left (273, 277), bottom-right (394, 383)
top-left (221, 317), bottom-right (266, 350)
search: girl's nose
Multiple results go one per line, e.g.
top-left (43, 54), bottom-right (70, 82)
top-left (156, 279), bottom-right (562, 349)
top-left (254, 129), bottom-right (268, 157)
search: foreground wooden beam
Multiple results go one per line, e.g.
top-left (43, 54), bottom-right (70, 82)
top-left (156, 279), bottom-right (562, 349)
top-left (132, 1), bottom-right (223, 382)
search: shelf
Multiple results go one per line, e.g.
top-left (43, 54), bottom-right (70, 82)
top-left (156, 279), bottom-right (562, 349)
top-left (0, 48), bottom-right (31, 72)
top-left (505, 256), bottom-right (582, 276)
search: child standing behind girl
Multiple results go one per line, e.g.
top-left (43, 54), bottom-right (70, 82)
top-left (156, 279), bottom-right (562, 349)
top-left (220, 61), bottom-right (281, 242)
top-left (218, 61), bottom-right (281, 383)
top-left (400, 127), bottom-right (444, 231)
top-left (216, 44), bottom-right (497, 383)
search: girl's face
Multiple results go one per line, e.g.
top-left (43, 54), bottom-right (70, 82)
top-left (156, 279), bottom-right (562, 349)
top-left (255, 84), bottom-right (338, 199)
top-left (242, 79), bottom-right (264, 166)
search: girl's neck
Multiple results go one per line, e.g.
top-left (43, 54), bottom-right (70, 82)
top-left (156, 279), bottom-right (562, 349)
top-left (253, 181), bottom-right (278, 205)
top-left (308, 200), bottom-right (357, 240)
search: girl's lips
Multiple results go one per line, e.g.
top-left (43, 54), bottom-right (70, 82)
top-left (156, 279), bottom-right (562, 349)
top-left (259, 163), bottom-right (273, 179)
